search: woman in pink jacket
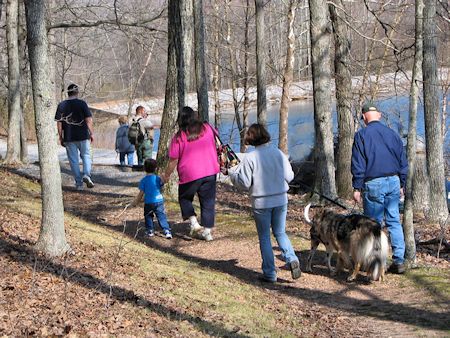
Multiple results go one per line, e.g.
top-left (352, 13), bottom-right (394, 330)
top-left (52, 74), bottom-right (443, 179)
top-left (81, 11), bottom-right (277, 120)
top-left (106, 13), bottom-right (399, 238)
top-left (163, 106), bottom-right (219, 241)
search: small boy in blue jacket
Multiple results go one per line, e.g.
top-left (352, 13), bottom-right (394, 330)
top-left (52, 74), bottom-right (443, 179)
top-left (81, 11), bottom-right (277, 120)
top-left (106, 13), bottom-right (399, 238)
top-left (130, 158), bottom-right (172, 239)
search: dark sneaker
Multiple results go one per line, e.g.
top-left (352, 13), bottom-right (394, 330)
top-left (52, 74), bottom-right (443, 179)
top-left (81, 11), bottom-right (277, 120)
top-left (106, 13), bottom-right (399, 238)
top-left (258, 275), bottom-right (277, 283)
top-left (289, 260), bottom-right (301, 279)
top-left (388, 263), bottom-right (405, 274)
top-left (83, 175), bottom-right (94, 188)
top-left (164, 231), bottom-right (173, 239)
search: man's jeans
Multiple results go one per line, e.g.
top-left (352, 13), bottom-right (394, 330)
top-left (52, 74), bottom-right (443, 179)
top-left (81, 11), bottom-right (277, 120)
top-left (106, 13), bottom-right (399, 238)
top-left (253, 204), bottom-right (299, 281)
top-left (363, 175), bottom-right (405, 264)
top-left (144, 202), bottom-right (171, 234)
top-left (65, 140), bottom-right (92, 187)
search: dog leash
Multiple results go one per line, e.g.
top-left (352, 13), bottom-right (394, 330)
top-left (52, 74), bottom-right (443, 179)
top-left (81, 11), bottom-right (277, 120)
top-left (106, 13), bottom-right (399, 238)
top-left (288, 179), bottom-right (351, 211)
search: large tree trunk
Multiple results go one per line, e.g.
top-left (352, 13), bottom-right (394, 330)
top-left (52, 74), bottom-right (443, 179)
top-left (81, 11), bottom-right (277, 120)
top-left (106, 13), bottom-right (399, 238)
top-left (25, 0), bottom-right (69, 257)
top-left (329, 0), bottom-right (354, 199)
top-left (309, 0), bottom-right (337, 199)
top-left (255, 0), bottom-right (267, 126)
top-left (278, 0), bottom-right (296, 155)
top-left (5, 0), bottom-right (22, 164)
top-left (193, 0), bottom-right (209, 122)
top-left (403, 0), bottom-right (424, 265)
top-left (422, 0), bottom-right (449, 222)
top-left (158, 0), bottom-right (181, 183)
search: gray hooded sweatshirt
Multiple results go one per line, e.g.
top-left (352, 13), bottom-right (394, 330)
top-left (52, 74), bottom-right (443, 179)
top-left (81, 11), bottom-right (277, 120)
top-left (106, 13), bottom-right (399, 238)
top-left (229, 143), bottom-right (294, 209)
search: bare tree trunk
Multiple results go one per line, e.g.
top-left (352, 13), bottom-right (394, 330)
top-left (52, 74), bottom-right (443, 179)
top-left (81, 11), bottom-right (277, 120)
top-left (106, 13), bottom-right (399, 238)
top-left (25, 0), bottom-right (69, 257)
top-left (422, 0), bottom-right (449, 222)
top-left (212, 0), bottom-right (221, 129)
top-left (255, 0), bottom-right (267, 126)
top-left (413, 150), bottom-right (430, 210)
top-left (5, 0), bottom-right (22, 164)
top-left (403, 0), bottom-right (424, 265)
top-left (225, 3), bottom-right (243, 148)
top-left (242, 0), bottom-right (251, 152)
top-left (18, 1), bottom-right (28, 163)
top-left (329, 0), bottom-right (353, 199)
top-left (178, 0), bottom-right (193, 110)
top-left (278, 0), bottom-right (296, 155)
top-left (309, 0), bottom-right (337, 199)
top-left (193, 0), bottom-right (209, 121)
top-left (158, 0), bottom-right (181, 181)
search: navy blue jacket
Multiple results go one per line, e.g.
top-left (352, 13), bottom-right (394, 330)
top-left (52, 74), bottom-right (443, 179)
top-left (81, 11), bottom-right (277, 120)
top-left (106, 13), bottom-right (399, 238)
top-left (351, 121), bottom-right (408, 190)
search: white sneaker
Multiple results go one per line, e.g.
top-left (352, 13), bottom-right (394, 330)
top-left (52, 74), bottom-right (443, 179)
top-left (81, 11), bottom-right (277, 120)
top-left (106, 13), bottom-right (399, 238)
top-left (83, 175), bottom-right (94, 188)
top-left (76, 185), bottom-right (84, 191)
top-left (200, 229), bottom-right (213, 242)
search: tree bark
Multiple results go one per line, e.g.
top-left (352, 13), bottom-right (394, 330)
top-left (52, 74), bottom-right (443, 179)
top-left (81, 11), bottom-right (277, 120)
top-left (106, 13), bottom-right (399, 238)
top-left (25, 0), bottom-right (69, 257)
top-left (193, 0), bottom-right (209, 122)
top-left (403, 0), bottom-right (424, 265)
top-left (177, 0), bottom-right (193, 110)
top-left (242, 0), bottom-right (251, 152)
top-left (329, 0), bottom-right (354, 199)
top-left (255, 0), bottom-right (267, 126)
top-left (422, 0), bottom-right (449, 222)
top-left (278, 0), bottom-right (296, 155)
top-left (18, 0), bottom-right (28, 163)
top-left (5, 0), bottom-right (22, 164)
top-left (309, 0), bottom-right (337, 199)
top-left (158, 0), bottom-right (181, 193)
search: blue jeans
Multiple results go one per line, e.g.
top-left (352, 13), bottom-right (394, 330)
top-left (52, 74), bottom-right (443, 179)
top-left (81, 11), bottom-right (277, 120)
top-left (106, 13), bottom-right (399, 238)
top-left (65, 140), bottom-right (92, 187)
top-left (253, 204), bottom-right (299, 281)
top-left (144, 202), bottom-right (171, 234)
top-left (363, 175), bottom-right (405, 264)
top-left (119, 152), bottom-right (134, 166)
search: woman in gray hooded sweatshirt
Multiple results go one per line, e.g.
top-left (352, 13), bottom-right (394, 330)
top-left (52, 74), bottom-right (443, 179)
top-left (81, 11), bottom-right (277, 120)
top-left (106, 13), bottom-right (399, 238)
top-left (228, 123), bottom-right (301, 283)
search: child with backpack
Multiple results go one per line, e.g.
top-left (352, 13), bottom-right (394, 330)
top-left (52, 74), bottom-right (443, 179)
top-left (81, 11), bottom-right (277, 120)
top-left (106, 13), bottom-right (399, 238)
top-left (129, 158), bottom-right (172, 239)
top-left (115, 116), bottom-right (135, 166)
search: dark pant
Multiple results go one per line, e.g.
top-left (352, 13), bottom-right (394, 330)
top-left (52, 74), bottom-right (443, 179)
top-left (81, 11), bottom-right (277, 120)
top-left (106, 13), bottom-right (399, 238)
top-left (137, 139), bottom-right (153, 165)
top-left (119, 152), bottom-right (134, 166)
top-left (144, 202), bottom-right (171, 234)
top-left (178, 175), bottom-right (216, 228)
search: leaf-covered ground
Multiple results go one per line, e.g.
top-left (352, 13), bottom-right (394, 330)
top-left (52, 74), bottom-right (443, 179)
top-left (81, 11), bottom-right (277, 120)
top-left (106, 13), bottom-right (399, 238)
top-left (0, 164), bottom-right (449, 337)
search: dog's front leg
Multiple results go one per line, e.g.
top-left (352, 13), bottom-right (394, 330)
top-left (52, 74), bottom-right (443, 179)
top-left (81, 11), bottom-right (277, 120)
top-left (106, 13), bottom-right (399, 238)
top-left (326, 246), bottom-right (336, 275)
top-left (347, 262), bottom-right (361, 282)
top-left (306, 239), bottom-right (320, 272)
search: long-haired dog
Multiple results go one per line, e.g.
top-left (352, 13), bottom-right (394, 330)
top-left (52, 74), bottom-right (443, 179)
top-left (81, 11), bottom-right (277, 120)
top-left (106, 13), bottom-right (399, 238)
top-left (304, 203), bottom-right (388, 282)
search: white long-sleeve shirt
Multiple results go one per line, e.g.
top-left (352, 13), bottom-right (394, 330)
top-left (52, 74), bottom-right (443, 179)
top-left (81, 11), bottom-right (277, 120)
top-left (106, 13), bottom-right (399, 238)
top-left (229, 143), bottom-right (294, 209)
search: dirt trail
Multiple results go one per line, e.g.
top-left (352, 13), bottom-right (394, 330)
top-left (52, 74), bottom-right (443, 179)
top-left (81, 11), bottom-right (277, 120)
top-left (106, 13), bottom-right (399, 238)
top-left (7, 163), bottom-right (450, 337)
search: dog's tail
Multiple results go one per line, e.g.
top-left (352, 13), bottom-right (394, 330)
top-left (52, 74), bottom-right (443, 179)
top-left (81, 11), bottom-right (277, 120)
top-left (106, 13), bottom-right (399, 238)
top-left (304, 203), bottom-right (313, 225)
top-left (364, 228), bottom-right (389, 281)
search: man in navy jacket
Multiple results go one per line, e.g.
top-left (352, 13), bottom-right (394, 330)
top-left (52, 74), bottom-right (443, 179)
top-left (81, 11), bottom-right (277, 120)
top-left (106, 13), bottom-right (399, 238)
top-left (351, 102), bottom-right (408, 274)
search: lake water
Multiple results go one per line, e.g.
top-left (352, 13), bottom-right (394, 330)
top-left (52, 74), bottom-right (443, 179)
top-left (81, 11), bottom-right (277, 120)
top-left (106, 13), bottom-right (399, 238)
top-left (145, 95), bottom-right (449, 162)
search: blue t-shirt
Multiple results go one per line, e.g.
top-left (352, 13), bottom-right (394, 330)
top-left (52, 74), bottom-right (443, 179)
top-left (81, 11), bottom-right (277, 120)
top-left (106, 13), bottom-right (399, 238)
top-left (139, 174), bottom-right (164, 204)
top-left (54, 98), bottom-right (92, 142)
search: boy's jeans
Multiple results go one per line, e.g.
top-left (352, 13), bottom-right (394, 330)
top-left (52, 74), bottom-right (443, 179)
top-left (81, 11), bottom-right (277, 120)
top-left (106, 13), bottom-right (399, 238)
top-left (65, 140), bottom-right (91, 187)
top-left (119, 152), bottom-right (134, 166)
top-left (253, 204), bottom-right (299, 281)
top-left (363, 175), bottom-right (405, 264)
top-left (144, 202), bottom-right (171, 234)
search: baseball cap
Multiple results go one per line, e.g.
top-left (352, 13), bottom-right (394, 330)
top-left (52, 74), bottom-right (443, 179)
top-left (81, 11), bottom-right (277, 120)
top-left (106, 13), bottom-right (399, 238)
top-left (67, 83), bottom-right (79, 94)
top-left (361, 102), bottom-right (378, 114)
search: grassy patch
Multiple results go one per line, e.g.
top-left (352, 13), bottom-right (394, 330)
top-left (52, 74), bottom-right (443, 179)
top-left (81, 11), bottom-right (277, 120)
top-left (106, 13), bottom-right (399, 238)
top-left (406, 267), bottom-right (450, 302)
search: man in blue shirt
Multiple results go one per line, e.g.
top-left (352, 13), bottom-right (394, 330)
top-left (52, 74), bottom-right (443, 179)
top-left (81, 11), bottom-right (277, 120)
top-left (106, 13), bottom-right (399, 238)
top-left (55, 84), bottom-right (94, 190)
top-left (351, 102), bottom-right (408, 274)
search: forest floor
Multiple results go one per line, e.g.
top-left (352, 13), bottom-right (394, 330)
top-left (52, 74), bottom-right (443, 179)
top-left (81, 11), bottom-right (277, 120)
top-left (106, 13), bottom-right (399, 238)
top-left (0, 162), bottom-right (449, 337)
